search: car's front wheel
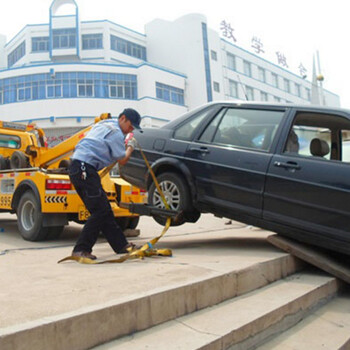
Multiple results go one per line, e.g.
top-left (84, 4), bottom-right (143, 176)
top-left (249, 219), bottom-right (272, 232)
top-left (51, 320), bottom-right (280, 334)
top-left (148, 172), bottom-right (195, 226)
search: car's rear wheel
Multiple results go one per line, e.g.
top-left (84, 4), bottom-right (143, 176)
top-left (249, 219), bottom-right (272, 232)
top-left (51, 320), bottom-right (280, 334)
top-left (148, 172), bottom-right (192, 226)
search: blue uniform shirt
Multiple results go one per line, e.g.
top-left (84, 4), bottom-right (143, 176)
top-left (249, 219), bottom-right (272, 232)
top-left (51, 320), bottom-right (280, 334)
top-left (72, 119), bottom-right (126, 171)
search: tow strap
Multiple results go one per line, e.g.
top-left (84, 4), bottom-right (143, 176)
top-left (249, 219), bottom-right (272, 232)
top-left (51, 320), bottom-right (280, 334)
top-left (58, 139), bottom-right (173, 264)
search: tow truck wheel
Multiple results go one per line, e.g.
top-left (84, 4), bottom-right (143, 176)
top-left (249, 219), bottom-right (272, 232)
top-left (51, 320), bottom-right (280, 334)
top-left (0, 155), bottom-right (9, 170)
top-left (46, 226), bottom-right (64, 240)
top-left (17, 190), bottom-right (48, 241)
top-left (115, 216), bottom-right (140, 230)
top-left (10, 151), bottom-right (29, 169)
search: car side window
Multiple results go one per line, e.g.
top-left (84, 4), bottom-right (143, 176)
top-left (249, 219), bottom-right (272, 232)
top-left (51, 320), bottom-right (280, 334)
top-left (341, 130), bottom-right (350, 162)
top-left (199, 108), bottom-right (284, 151)
top-left (284, 112), bottom-right (350, 162)
top-left (173, 108), bottom-right (213, 141)
top-left (285, 125), bottom-right (331, 159)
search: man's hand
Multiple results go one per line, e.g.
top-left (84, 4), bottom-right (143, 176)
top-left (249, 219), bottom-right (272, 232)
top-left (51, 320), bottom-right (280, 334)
top-left (127, 137), bottom-right (137, 150)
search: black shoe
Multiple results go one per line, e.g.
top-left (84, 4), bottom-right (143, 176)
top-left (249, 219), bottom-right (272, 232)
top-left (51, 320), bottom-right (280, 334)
top-left (72, 251), bottom-right (97, 260)
top-left (119, 242), bottom-right (141, 254)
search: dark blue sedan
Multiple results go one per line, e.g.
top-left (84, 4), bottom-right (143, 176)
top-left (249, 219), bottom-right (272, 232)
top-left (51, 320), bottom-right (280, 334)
top-left (122, 102), bottom-right (350, 255)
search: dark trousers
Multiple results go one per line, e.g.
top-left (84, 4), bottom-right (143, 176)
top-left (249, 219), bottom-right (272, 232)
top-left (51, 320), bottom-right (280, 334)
top-left (69, 159), bottom-right (128, 254)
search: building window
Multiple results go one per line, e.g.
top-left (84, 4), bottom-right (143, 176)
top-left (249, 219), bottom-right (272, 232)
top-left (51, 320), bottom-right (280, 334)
top-left (258, 67), bottom-right (266, 83)
top-left (305, 88), bottom-right (311, 101)
top-left (227, 53), bottom-right (236, 71)
top-left (8, 41), bottom-right (25, 67)
top-left (110, 35), bottom-right (146, 60)
top-left (260, 91), bottom-right (268, 101)
top-left (284, 78), bottom-right (290, 93)
top-left (52, 28), bottom-right (76, 49)
top-left (17, 86), bottom-right (31, 101)
top-left (243, 61), bottom-right (252, 77)
top-left (82, 34), bottom-right (103, 50)
top-left (229, 80), bottom-right (238, 98)
top-left (0, 72), bottom-right (137, 104)
top-left (32, 37), bottom-right (49, 52)
top-left (246, 86), bottom-right (254, 100)
top-left (47, 83), bottom-right (62, 98)
top-left (213, 81), bottom-right (220, 92)
top-left (156, 82), bottom-right (184, 105)
top-left (78, 83), bottom-right (94, 97)
top-left (271, 73), bottom-right (279, 88)
top-left (109, 83), bottom-right (131, 99)
top-left (0, 90), bottom-right (2, 104)
top-left (274, 96), bottom-right (281, 102)
top-left (295, 83), bottom-right (301, 97)
top-left (108, 75), bottom-right (137, 99)
top-left (211, 50), bottom-right (217, 61)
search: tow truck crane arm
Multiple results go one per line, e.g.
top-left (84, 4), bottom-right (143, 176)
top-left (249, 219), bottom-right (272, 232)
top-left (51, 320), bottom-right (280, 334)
top-left (28, 113), bottom-right (111, 169)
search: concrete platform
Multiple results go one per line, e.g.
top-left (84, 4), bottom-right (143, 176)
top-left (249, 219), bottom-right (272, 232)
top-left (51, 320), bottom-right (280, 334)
top-left (95, 272), bottom-right (339, 350)
top-left (257, 292), bottom-right (350, 350)
top-left (0, 214), bottom-right (300, 349)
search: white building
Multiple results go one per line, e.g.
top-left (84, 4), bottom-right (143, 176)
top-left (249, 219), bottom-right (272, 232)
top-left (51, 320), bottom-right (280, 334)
top-left (0, 0), bottom-right (340, 142)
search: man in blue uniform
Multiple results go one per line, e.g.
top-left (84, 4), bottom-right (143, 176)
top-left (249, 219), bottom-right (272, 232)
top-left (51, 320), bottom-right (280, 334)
top-left (69, 108), bottom-right (141, 259)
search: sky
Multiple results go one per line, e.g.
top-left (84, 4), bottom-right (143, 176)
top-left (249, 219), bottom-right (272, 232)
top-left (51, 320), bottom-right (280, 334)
top-left (0, 0), bottom-right (348, 108)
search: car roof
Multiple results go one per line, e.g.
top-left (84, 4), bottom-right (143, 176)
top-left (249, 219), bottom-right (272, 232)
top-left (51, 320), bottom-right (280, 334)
top-left (162, 101), bottom-right (350, 130)
top-left (204, 100), bottom-right (350, 114)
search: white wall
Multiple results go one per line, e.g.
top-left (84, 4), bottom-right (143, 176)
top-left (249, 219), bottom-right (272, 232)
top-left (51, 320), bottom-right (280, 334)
top-left (146, 14), bottom-right (209, 110)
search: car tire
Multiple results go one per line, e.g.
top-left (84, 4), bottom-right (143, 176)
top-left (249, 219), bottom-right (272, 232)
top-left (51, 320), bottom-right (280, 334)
top-left (17, 190), bottom-right (48, 241)
top-left (148, 172), bottom-right (192, 226)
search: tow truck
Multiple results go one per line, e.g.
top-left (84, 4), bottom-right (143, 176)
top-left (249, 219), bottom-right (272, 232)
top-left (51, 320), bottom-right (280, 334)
top-left (0, 115), bottom-right (146, 241)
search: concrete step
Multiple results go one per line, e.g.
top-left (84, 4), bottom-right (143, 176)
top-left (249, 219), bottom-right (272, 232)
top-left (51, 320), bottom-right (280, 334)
top-left (256, 291), bottom-right (350, 350)
top-left (0, 253), bottom-right (302, 350)
top-left (93, 270), bottom-right (340, 350)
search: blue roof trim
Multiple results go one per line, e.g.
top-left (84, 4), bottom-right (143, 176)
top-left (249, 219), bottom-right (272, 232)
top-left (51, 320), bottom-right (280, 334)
top-left (5, 24), bottom-right (49, 48)
top-left (81, 57), bottom-right (105, 61)
top-left (0, 61), bottom-right (187, 79)
top-left (51, 14), bottom-right (76, 18)
top-left (137, 62), bottom-right (187, 78)
top-left (81, 20), bottom-right (146, 37)
top-left (13, 115), bottom-right (171, 123)
top-left (14, 115), bottom-right (97, 122)
top-left (139, 95), bottom-right (187, 107)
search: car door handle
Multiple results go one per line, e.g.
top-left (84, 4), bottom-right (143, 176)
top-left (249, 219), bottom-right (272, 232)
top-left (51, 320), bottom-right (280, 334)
top-left (274, 161), bottom-right (301, 170)
top-left (189, 147), bottom-right (210, 154)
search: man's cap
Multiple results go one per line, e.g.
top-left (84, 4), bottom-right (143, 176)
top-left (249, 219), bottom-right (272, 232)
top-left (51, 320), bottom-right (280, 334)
top-left (120, 108), bottom-right (141, 129)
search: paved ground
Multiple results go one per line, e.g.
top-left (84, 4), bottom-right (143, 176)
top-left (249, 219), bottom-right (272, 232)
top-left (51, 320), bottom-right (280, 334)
top-left (0, 213), bottom-right (287, 329)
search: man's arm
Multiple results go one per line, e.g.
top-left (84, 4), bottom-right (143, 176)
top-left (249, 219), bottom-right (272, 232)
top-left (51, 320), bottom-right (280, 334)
top-left (118, 145), bottom-right (134, 166)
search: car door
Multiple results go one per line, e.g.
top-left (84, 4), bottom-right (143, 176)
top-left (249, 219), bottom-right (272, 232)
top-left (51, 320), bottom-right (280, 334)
top-left (264, 109), bottom-right (350, 244)
top-left (182, 106), bottom-right (286, 219)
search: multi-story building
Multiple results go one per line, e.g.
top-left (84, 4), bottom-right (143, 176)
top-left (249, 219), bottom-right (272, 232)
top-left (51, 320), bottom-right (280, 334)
top-left (0, 0), bottom-right (340, 142)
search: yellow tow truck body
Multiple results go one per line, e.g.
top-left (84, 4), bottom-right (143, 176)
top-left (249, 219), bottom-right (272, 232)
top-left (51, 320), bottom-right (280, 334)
top-left (0, 116), bottom-right (146, 241)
